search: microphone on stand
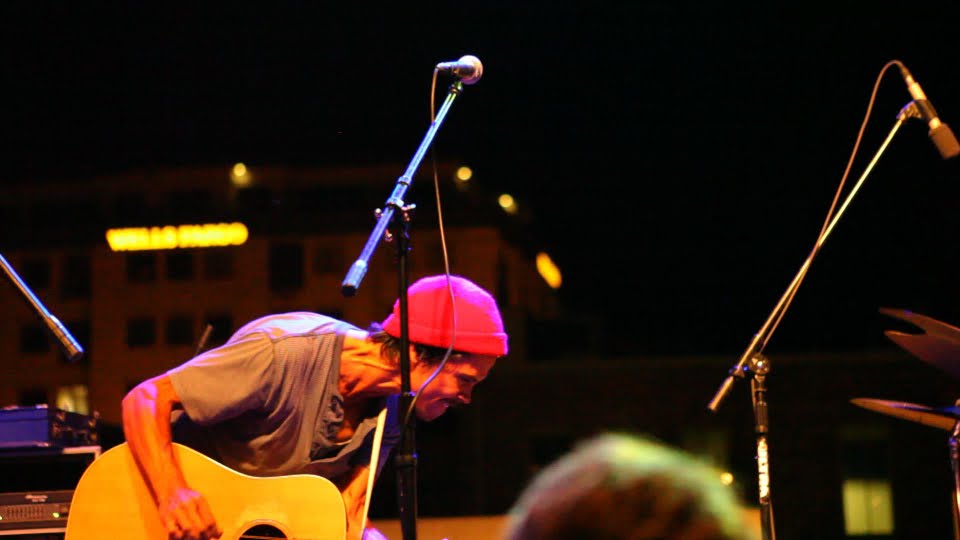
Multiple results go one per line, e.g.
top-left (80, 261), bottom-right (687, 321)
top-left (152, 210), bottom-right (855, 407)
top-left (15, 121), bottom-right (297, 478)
top-left (436, 55), bottom-right (483, 85)
top-left (897, 64), bottom-right (960, 159)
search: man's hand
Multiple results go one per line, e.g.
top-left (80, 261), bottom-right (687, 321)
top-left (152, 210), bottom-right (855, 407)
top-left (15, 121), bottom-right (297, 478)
top-left (159, 486), bottom-right (222, 540)
top-left (338, 466), bottom-right (372, 540)
top-left (362, 526), bottom-right (389, 540)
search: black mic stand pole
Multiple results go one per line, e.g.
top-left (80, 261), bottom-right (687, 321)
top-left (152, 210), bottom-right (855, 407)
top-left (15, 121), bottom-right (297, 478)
top-left (1, 253), bottom-right (84, 362)
top-left (706, 103), bottom-right (917, 540)
top-left (949, 408), bottom-right (960, 540)
top-left (342, 80), bottom-right (467, 540)
top-left (750, 353), bottom-right (774, 539)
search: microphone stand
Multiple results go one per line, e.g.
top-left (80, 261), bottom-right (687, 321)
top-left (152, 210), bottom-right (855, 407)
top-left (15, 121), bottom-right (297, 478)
top-left (1, 253), bottom-right (84, 362)
top-left (341, 80), bottom-right (467, 540)
top-left (950, 407), bottom-right (960, 540)
top-left (706, 102), bottom-right (919, 540)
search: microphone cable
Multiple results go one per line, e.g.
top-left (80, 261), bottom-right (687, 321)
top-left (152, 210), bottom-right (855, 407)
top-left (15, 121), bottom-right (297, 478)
top-left (759, 60), bottom-right (902, 353)
top-left (401, 65), bottom-right (461, 428)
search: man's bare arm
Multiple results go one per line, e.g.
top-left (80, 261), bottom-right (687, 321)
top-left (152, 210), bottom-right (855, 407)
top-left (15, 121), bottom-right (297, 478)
top-left (122, 374), bottom-right (221, 540)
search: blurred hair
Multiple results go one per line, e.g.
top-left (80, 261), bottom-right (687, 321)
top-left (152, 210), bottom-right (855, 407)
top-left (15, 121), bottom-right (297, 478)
top-left (503, 433), bottom-right (755, 540)
top-left (367, 323), bottom-right (452, 367)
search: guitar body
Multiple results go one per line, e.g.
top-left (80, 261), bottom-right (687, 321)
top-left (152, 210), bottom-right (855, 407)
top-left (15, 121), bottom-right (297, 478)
top-left (65, 442), bottom-right (346, 540)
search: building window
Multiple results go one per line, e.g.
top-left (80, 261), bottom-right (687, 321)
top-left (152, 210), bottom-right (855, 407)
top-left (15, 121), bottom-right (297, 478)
top-left (19, 323), bottom-right (50, 354)
top-left (843, 479), bottom-right (894, 536)
top-left (126, 317), bottom-right (156, 347)
top-left (840, 426), bottom-right (894, 536)
top-left (165, 314), bottom-right (195, 346)
top-left (313, 244), bottom-right (345, 275)
top-left (166, 251), bottom-right (195, 281)
top-left (203, 313), bottom-right (234, 348)
top-left (126, 253), bottom-right (157, 282)
top-left (270, 242), bottom-right (304, 292)
top-left (18, 387), bottom-right (48, 406)
top-left (203, 249), bottom-right (235, 280)
top-left (317, 307), bottom-right (344, 320)
top-left (20, 257), bottom-right (51, 290)
top-left (62, 254), bottom-right (92, 299)
top-left (55, 384), bottom-right (90, 415)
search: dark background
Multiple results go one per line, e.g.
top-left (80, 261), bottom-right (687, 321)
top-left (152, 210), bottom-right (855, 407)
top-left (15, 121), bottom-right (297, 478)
top-left (3, 3), bottom-right (960, 537)
top-left (3, 3), bottom-right (959, 359)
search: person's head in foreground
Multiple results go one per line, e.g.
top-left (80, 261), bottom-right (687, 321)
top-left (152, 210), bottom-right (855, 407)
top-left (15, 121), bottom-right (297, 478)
top-left (503, 433), bottom-right (756, 540)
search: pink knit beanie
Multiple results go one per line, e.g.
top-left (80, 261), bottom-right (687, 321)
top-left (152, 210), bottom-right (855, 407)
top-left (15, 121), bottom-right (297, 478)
top-left (381, 275), bottom-right (508, 356)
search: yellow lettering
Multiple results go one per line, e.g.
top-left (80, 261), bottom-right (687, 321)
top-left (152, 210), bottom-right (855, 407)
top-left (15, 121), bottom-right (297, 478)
top-left (106, 222), bottom-right (249, 251)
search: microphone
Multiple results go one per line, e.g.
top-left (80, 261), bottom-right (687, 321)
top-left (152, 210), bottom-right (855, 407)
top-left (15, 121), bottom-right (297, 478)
top-left (898, 64), bottom-right (960, 159)
top-left (435, 55), bottom-right (483, 85)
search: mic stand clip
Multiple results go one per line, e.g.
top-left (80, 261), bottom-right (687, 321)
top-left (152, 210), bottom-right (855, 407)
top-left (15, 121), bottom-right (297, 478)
top-left (899, 101), bottom-right (923, 123)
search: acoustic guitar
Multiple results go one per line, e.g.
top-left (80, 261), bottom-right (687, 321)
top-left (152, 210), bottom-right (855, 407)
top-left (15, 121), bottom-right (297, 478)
top-left (65, 442), bottom-right (346, 540)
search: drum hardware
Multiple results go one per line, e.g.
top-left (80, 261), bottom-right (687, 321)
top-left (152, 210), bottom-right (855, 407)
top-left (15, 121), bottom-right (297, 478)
top-left (880, 308), bottom-right (960, 380)
top-left (851, 309), bottom-right (960, 540)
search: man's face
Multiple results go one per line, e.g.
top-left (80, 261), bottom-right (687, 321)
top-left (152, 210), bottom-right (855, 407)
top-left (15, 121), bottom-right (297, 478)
top-left (410, 353), bottom-right (497, 421)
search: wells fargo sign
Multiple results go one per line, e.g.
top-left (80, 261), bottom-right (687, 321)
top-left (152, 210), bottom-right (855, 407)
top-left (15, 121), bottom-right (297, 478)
top-left (105, 223), bottom-right (249, 251)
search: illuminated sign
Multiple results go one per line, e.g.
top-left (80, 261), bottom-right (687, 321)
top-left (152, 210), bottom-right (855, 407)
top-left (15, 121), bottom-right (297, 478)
top-left (106, 223), bottom-right (249, 251)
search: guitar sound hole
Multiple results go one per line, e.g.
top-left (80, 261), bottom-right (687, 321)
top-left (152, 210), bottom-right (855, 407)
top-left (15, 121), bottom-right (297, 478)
top-left (240, 523), bottom-right (287, 539)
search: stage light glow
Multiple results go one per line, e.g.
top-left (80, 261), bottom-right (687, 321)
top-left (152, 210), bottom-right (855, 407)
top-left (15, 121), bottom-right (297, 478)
top-left (720, 472), bottom-right (734, 486)
top-left (455, 166), bottom-right (473, 181)
top-left (106, 223), bottom-right (249, 251)
top-left (536, 252), bottom-right (562, 289)
top-left (230, 162), bottom-right (251, 187)
top-left (498, 193), bottom-right (518, 215)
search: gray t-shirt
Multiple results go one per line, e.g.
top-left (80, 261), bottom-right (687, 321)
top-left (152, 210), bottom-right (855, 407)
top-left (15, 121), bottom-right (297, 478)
top-left (168, 312), bottom-right (400, 480)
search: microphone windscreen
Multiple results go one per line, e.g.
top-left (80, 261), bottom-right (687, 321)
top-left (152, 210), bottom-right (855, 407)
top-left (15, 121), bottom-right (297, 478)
top-left (459, 55), bottom-right (483, 85)
top-left (930, 123), bottom-right (960, 160)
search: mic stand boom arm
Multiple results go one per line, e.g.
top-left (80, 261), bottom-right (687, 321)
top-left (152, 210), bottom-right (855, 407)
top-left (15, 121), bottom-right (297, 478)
top-left (341, 81), bottom-right (467, 540)
top-left (706, 103), bottom-right (917, 540)
top-left (708, 106), bottom-right (912, 412)
top-left (1, 253), bottom-right (84, 362)
top-left (341, 81), bottom-right (464, 297)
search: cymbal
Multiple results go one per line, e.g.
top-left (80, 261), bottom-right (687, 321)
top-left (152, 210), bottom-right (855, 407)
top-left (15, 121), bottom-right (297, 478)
top-left (851, 397), bottom-right (960, 431)
top-left (880, 307), bottom-right (960, 380)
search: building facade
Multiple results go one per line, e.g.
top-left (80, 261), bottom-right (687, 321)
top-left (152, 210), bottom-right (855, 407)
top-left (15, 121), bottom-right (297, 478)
top-left (0, 163), bottom-right (560, 422)
top-left (1, 164), bottom-right (957, 538)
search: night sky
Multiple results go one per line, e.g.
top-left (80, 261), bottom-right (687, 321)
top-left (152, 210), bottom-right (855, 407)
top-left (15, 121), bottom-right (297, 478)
top-left (3, 3), bottom-right (960, 357)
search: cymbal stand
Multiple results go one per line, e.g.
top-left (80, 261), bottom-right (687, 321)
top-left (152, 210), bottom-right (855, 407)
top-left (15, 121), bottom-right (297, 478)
top-left (749, 353), bottom-right (775, 540)
top-left (950, 404), bottom-right (960, 540)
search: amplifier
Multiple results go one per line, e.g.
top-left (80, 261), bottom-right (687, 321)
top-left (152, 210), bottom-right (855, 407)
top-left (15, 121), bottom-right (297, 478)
top-left (0, 446), bottom-right (99, 495)
top-left (0, 406), bottom-right (97, 449)
top-left (0, 490), bottom-right (71, 533)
